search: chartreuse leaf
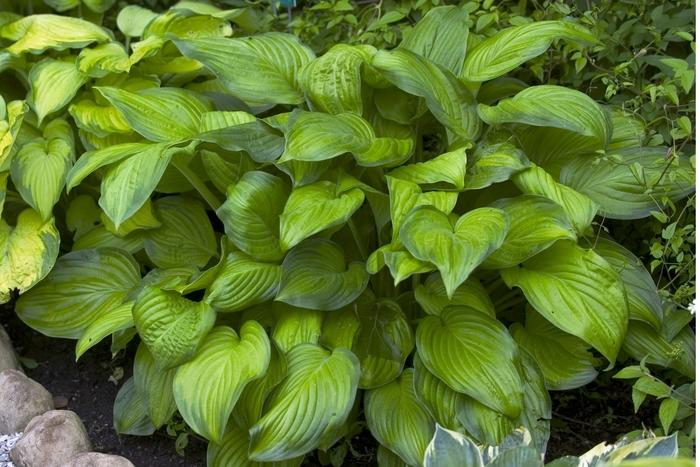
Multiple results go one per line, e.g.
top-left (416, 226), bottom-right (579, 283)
top-left (483, 195), bottom-right (576, 269)
top-left (400, 206), bottom-right (508, 298)
top-left (208, 423), bottom-right (302, 467)
top-left (0, 100), bottom-right (27, 171)
top-left (134, 343), bottom-right (177, 428)
top-left (28, 58), bottom-right (87, 124)
top-left (276, 239), bottom-right (368, 310)
top-left (463, 142), bottom-right (530, 190)
top-left (0, 14), bottom-right (111, 55)
top-left (387, 146), bottom-right (468, 189)
top-left (174, 323), bottom-right (270, 442)
top-left (300, 44), bottom-right (374, 115)
top-left (365, 368), bottom-right (435, 466)
top-left (594, 238), bottom-right (663, 329)
top-left (97, 86), bottom-right (211, 142)
top-left (416, 306), bottom-right (523, 417)
top-left (116, 5), bottom-right (158, 37)
top-left (197, 111), bottom-right (285, 164)
top-left (205, 251), bottom-right (281, 312)
top-left (559, 147), bottom-right (695, 220)
top-left (113, 377), bottom-right (155, 436)
top-left (77, 43), bottom-right (130, 78)
top-left (501, 241), bottom-right (628, 363)
top-left (372, 48), bottom-right (480, 143)
top-left (66, 142), bottom-right (148, 191)
top-left (101, 198), bottom-right (160, 237)
top-left (272, 306), bottom-right (322, 353)
top-left (414, 272), bottom-right (495, 317)
top-left (218, 171), bottom-right (288, 261)
top-left (278, 111), bottom-right (413, 167)
top-left (249, 344), bottom-right (360, 461)
top-left (98, 143), bottom-right (177, 228)
top-left (174, 33), bottom-right (315, 105)
top-left (280, 180), bottom-right (364, 251)
top-left (322, 293), bottom-right (413, 388)
top-left (15, 248), bottom-right (139, 338)
top-left (423, 425), bottom-right (483, 467)
top-left (512, 164), bottom-right (598, 235)
top-left (478, 85), bottom-right (612, 147)
top-left (367, 243), bottom-right (435, 286)
top-left (69, 99), bottom-right (132, 138)
top-left (623, 321), bottom-right (695, 378)
top-left (0, 209), bottom-right (60, 304)
top-left (399, 5), bottom-right (469, 75)
top-left (511, 308), bottom-right (599, 390)
top-left (133, 286), bottom-right (216, 369)
top-left (11, 119), bottom-right (74, 221)
top-left (413, 353), bottom-right (469, 432)
top-left (144, 196), bottom-right (217, 269)
top-left (461, 20), bottom-right (596, 82)
top-left (75, 300), bottom-right (134, 359)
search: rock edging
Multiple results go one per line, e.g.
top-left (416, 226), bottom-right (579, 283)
top-left (0, 327), bottom-right (134, 467)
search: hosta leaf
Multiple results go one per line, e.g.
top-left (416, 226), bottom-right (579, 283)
top-left (387, 146), bottom-right (467, 189)
top-left (416, 306), bottom-right (523, 417)
top-left (280, 181), bottom-right (364, 251)
top-left (249, 344), bottom-right (360, 461)
top-left (367, 242), bottom-right (435, 285)
top-left (322, 294), bottom-right (413, 388)
top-left (66, 142), bottom-right (147, 191)
top-left (272, 306), bottom-right (322, 353)
top-left (365, 369), bottom-right (435, 466)
top-left (372, 49), bottom-right (480, 143)
top-left (276, 239), bottom-right (368, 310)
top-left (134, 343), bottom-right (177, 428)
top-left (200, 149), bottom-right (256, 194)
top-left (413, 353), bottom-right (469, 432)
top-left (99, 143), bottom-right (176, 228)
top-left (461, 21), bottom-right (596, 82)
top-left (144, 196), bottom-right (217, 269)
top-left (501, 241), bottom-right (628, 362)
top-left (29, 58), bottom-right (87, 124)
top-left (623, 321), bottom-right (695, 378)
top-left (594, 238), bottom-right (663, 329)
top-left (414, 272), bottom-right (495, 317)
top-left (387, 176), bottom-right (458, 242)
top-left (116, 5), bottom-right (158, 37)
top-left (483, 195), bottom-right (576, 269)
top-left (559, 147), bottom-right (695, 220)
top-left (82, 0), bottom-right (117, 13)
top-left (97, 86), bottom-right (211, 142)
top-left (113, 378), bottom-right (155, 436)
top-left (174, 33), bottom-right (315, 105)
top-left (15, 248), bottom-right (139, 338)
top-left (208, 424), bottom-right (302, 467)
top-left (11, 119), bottom-right (74, 221)
top-left (0, 100), bottom-right (27, 171)
top-left (399, 5), bottom-right (469, 75)
top-left (174, 323), bottom-right (270, 441)
top-left (477, 85), bottom-right (612, 147)
top-left (300, 44), bottom-right (373, 115)
top-left (1, 14), bottom-right (111, 55)
top-left (400, 206), bottom-right (508, 298)
top-left (0, 209), bottom-right (60, 304)
top-left (101, 198), bottom-right (160, 237)
top-left (423, 425), bottom-right (483, 467)
top-left (217, 171), bottom-right (289, 261)
top-left (72, 226), bottom-right (145, 254)
top-left (77, 43), bottom-right (130, 78)
top-left (69, 99), bottom-right (132, 137)
top-left (463, 142), bottom-right (530, 190)
top-left (205, 252), bottom-right (281, 312)
top-left (278, 111), bottom-right (413, 167)
top-left (133, 286), bottom-right (216, 369)
top-left (75, 300), bottom-right (134, 359)
top-left (511, 309), bottom-right (599, 390)
top-left (512, 165), bottom-right (598, 235)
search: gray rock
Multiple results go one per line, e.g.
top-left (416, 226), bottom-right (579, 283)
top-left (10, 411), bottom-right (91, 467)
top-left (0, 370), bottom-right (53, 433)
top-left (0, 327), bottom-right (22, 373)
top-left (66, 452), bottom-right (135, 467)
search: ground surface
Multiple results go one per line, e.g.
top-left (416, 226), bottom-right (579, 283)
top-left (2, 304), bottom-right (657, 466)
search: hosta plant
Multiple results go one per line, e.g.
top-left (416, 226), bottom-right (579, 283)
top-left (0, 2), bottom-right (695, 466)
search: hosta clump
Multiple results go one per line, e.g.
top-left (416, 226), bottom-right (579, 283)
top-left (0, 2), bottom-right (695, 466)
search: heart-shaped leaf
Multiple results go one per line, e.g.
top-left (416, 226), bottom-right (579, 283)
top-left (134, 343), bottom-right (177, 428)
top-left (414, 272), bottom-right (495, 317)
top-left (28, 58), bottom-right (87, 124)
top-left (400, 206), bottom-right (508, 298)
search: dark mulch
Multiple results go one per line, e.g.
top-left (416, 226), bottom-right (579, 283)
top-left (2, 303), bottom-right (658, 466)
